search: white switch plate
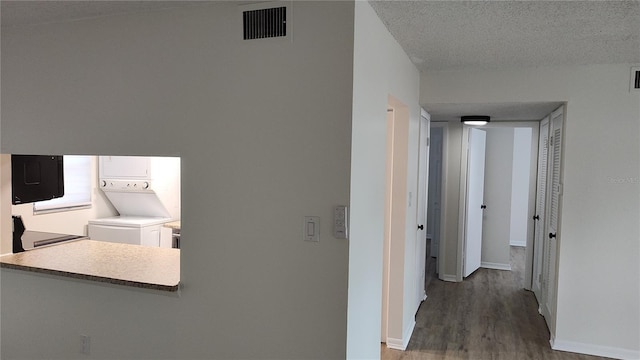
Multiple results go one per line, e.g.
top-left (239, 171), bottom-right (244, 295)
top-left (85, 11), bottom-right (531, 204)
top-left (304, 216), bottom-right (320, 242)
top-left (334, 206), bottom-right (348, 239)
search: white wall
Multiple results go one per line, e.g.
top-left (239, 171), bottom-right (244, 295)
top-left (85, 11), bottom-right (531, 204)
top-left (1, 2), bottom-right (354, 359)
top-left (481, 127), bottom-right (514, 269)
top-left (422, 64), bottom-right (640, 358)
top-left (510, 128), bottom-right (532, 247)
top-left (349, 1), bottom-right (421, 357)
top-left (9, 156), bottom-right (117, 236)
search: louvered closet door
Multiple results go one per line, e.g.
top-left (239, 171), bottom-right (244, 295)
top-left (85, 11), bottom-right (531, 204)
top-left (532, 117), bottom-right (550, 305)
top-left (541, 107), bottom-right (564, 328)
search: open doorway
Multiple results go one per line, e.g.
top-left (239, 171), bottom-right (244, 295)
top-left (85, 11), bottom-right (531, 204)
top-left (459, 123), bottom-right (538, 284)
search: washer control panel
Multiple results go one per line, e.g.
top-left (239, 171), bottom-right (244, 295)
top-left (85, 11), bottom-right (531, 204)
top-left (99, 179), bottom-right (152, 192)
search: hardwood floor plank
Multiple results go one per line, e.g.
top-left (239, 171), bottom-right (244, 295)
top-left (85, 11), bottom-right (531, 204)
top-left (381, 246), bottom-right (610, 360)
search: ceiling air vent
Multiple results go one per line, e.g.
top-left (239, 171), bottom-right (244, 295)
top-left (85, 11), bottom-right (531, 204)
top-left (631, 67), bottom-right (640, 92)
top-left (243, 6), bottom-right (286, 40)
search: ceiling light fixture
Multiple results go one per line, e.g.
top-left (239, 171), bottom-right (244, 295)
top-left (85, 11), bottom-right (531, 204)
top-left (461, 115), bottom-right (490, 126)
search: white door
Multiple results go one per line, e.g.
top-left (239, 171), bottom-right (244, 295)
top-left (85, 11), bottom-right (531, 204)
top-left (464, 128), bottom-right (487, 278)
top-left (541, 107), bottom-right (564, 326)
top-left (415, 110), bottom-right (430, 305)
top-left (532, 116), bottom-right (550, 304)
top-left (428, 126), bottom-right (444, 262)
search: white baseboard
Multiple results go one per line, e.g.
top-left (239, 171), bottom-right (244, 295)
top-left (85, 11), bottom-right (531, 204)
top-left (481, 262), bottom-right (512, 271)
top-left (386, 337), bottom-right (404, 350)
top-left (510, 240), bottom-right (526, 247)
top-left (440, 274), bottom-right (458, 282)
top-left (552, 338), bottom-right (640, 360)
top-left (387, 319), bottom-right (416, 351)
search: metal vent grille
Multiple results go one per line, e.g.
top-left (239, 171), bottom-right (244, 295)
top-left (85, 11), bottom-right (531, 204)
top-left (243, 7), bottom-right (286, 40)
top-left (631, 67), bottom-right (640, 92)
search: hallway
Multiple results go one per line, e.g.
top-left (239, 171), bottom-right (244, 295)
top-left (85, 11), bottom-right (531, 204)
top-left (381, 247), bottom-right (608, 360)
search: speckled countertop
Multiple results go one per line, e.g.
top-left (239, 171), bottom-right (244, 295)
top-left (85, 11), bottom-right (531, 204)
top-left (163, 221), bottom-right (181, 230)
top-left (0, 240), bottom-right (180, 292)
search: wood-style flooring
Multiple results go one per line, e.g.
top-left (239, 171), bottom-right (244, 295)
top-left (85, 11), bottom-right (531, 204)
top-left (381, 245), bottom-right (609, 360)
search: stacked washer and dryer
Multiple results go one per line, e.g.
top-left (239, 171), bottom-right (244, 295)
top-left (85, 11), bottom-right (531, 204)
top-left (88, 156), bottom-right (180, 248)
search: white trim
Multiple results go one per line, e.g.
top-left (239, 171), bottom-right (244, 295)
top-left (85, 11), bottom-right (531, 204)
top-left (481, 262), bottom-right (512, 271)
top-left (421, 108), bottom-right (431, 120)
top-left (386, 319), bottom-right (416, 351)
top-left (403, 319), bottom-right (416, 349)
top-left (552, 338), bottom-right (640, 360)
top-left (386, 337), bottom-right (404, 351)
top-left (440, 273), bottom-right (458, 282)
top-left (434, 122), bottom-right (448, 278)
top-left (510, 240), bottom-right (527, 247)
top-left (457, 125), bottom-right (470, 281)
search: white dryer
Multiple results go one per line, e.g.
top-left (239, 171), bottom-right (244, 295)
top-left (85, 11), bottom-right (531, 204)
top-left (88, 156), bottom-right (180, 248)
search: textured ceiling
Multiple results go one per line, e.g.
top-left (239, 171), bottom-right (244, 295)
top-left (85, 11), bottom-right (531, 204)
top-left (427, 102), bottom-right (564, 122)
top-left (2, 1), bottom-right (636, 122)
top-left (370, 0), bottom-right (640, 72)
top-left (3, 1), bottom-right (638, 71)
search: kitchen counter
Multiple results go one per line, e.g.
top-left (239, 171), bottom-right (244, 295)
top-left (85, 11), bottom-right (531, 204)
top-left (163, 221), bottom-right (181, 230)
top-left (0, 240), bottom-right (180, 292)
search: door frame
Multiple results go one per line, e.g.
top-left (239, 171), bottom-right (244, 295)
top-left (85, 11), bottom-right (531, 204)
top-left (456, 122), bottom-right (539, 282)
top-left (428, 122), bottom-right (447, 277)
top-left (381, 97), bottom-right (411, 348)
top-left (540, 105), bottom-right (566, 334)
top-left (414, 108), bottom-right (430, 306)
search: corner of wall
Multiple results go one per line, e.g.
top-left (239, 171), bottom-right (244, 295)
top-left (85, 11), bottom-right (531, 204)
top-left (0, 154), bottom-right (13, 255)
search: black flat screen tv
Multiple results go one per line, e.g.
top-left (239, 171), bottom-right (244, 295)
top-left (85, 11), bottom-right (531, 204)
top-left (11, 155), bottom-right (64, 205)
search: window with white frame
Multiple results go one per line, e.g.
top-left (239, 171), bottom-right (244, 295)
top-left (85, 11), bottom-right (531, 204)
top-left (34, 155), bottom-right (92, 213)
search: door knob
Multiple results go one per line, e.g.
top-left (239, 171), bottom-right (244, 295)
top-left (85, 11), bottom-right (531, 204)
top-left (549, 233), bottom-right (556, 239)
top-left (480, 204), bottom-right (487, 209)
top-left (418, 224), bottom-right (424, 230)
top-left (533, 215), bottom-right (540, 220)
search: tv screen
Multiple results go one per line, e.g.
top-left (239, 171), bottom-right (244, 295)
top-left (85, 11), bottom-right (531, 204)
top-left (11, 155), bottom-right (64, 205)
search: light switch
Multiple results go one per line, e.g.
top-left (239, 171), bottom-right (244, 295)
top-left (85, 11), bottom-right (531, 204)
top-left (334, 206), bottom-right (348, 239)
top-left (304, 216), bottom-right (320, 242)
